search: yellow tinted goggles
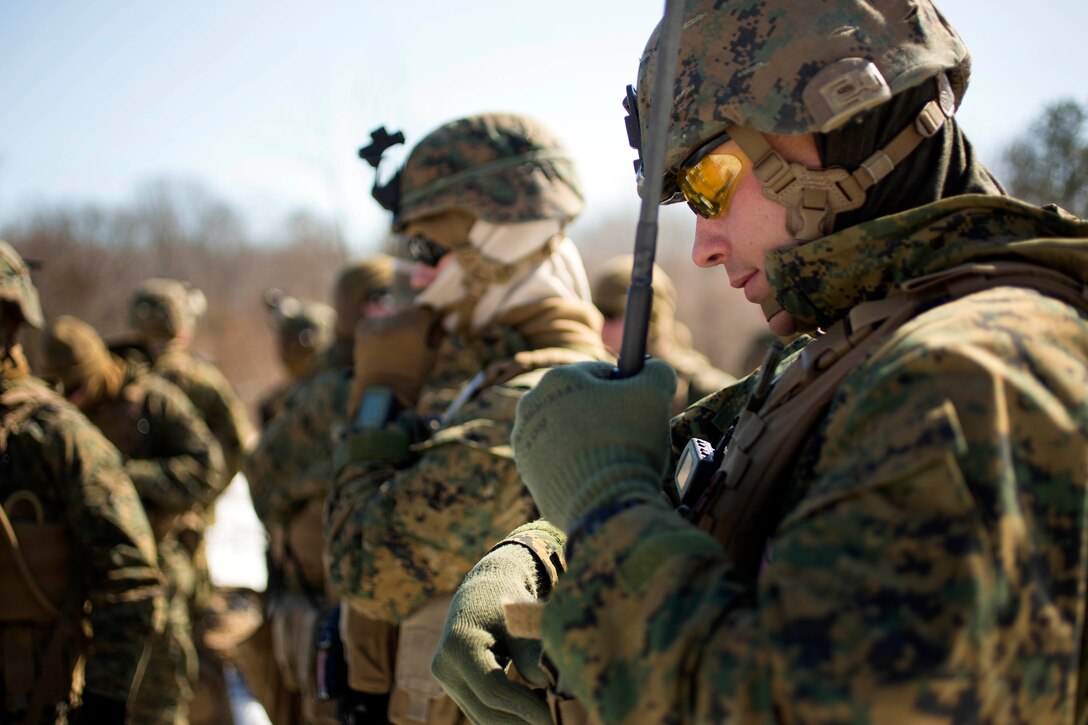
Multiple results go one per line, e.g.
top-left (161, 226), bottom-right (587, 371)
top-left (677, 152), bottom-right (744, 219)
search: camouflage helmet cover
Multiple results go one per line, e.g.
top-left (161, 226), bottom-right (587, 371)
top-left (128, 277), bottom-right (207, 339)
top-left (395, 113), bottom-right (585, 229)
top-left (636, 0), bottom-right (970, 199)
top-left (264, 288), bottom-right (336, 348)
top-left (0, 241), bottom-right (44, 329)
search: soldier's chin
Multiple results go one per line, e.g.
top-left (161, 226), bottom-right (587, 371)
top-left (767, 310), bottom-right (797, 337)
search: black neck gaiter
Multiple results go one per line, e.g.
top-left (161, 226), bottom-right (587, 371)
top-left (816, 76), bottom-right (1006, 234)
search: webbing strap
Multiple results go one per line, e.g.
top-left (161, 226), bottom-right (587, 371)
top-left (696, 261), bottom-right (1088, 577)
top-left (0, 505), bottom-right (59, 619)
top-left (728, 74), bottom-right (955, 241)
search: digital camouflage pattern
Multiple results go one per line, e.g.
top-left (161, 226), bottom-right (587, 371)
top-left (395, 113), bottom-right (584, 229)
top-left (82, 360), bottom-right (227, 521)
top-left (324, 321), bottom-right (610, 622)
top-left (636, 0), bottom-right (968, 198)
top-left (245, 367), bottom-right (352, 533)
top-left (534, 196), bottom-right (1088, 722)
top-left (80, 360), bottom-right (226, 725)
top-left (150, 345), bottom-right (255, 480)
top-left (245, 328), bottom-right (492, 534)
top-left (0, 375), bottom-right (165, 722)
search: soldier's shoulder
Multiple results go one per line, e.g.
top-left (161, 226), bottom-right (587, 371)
top-left (3, 377), bottom-right (84, 427)
top-left (136, 367), bottom-right (204, 419)
top-left (4, 377), bottom-right (123, 465)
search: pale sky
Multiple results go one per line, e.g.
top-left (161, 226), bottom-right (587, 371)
top-left (1, 1), bottom-right (1084, 253)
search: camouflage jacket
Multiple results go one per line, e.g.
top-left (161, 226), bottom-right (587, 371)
top-left (244, 366), bottom-right (351, 532)
top-left (516, 196), bottom-right (1088, 723)
top-left (84, 362), bottom-right (227, 531)
top-left (325, 323), bottom-right (606, 622)
top-left (151, 345), bottom-right (255, 479)
top-left (244, 327), bottom-right (491, 530)
top-left (243, 332), bottom-right (484, 601)
top-left (0, 375), bottom-right (165, 705)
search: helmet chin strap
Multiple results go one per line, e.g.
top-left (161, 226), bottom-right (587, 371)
top-left (728, 74), bottom-right (955, 323)
top-left (727, 73), bottom-right (955, 245)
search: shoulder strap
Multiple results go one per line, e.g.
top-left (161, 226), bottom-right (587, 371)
top-left (694, 261), bottom-right (1088, 578)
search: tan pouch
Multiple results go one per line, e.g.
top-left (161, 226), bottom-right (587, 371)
top-left (340, 604), bottom-right (398, 695)
top-left (388, 594), bottom-right (467, 725)
top-left (0, 521), bottom-right (69, 624)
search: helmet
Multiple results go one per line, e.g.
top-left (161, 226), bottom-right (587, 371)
top-left (38, 315), bottom-right (112, 388)
top-left (332, 255), bottom-right (395, 337)
top-left (0, 241), bottom-right (44, 329)
top-left (635, 0), bottom-right (969, 237)
top-left (592, 255), bottom-right (677, 326)
top-left (393, 113), bottom-right (584, 230)
top-left (129, 278), bottom-right (207, 340)
top-left (264, 288), bottom-right (336, 349)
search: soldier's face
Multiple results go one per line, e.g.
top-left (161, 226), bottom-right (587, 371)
top-left (403, 209), bottom-right (475, 291)
top-left (600, 315), bottom-right (624, 355)
top-left (691, 133), bottom-right (819, 336)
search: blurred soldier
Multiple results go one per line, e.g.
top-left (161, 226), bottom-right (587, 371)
top-left (240, 256), bottom-right (394, 725)
top-left (433, 1), bottom-right (1088, 723)
top-left (592, 255), bottom-right (734, 413)
top-left (128, 278), bottom-right (255, 477)
top-left (324, 112), bottom-right (609, 724)
top-left (0, 242), bottom-right (165, 725)
top-left (128, 277), bottom-right (255, 725)
top-left (39, 316), bottom-right (227, 725)
top-left (258, 289), bottom-right (336, 426)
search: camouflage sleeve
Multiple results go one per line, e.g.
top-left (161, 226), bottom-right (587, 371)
top-left (244, 370), bottom-right (349, 526)
top-left (192, 361), bottom-right (256, 478)
top-left (124, 378), bottom-right (227, 514)
top-left (48, 405), bottom-right (166, 700)
top-left (325, 381), bottom-right (536, 622)
top-left (540, 290), bottom-right (1088, 723)
top-left (161, 360), bottom-right (256, 478)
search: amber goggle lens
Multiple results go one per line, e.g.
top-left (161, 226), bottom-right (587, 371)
top-left (678, 153), bottom-right (744, 219)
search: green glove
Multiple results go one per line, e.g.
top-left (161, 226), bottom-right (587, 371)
top-left (512, 359), bottom-right (677, 530)
top-left (431, 544), bottom-right (552, 725)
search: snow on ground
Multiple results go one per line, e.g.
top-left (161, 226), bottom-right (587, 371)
top-left (206, 475), bottom-right (268, 592)
top-left (207, 475), bottom-right (272, 724)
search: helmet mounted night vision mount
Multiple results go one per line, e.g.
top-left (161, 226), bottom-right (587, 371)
top-left (358, 126), bottom-right (405, 214)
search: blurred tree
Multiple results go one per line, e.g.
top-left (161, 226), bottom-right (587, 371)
top-left (2, 178), bottom-right (354, 417)
top-left (1002, 98), bottom-right (1088, 217)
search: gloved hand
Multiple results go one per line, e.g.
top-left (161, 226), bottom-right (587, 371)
top-left (349, 305), bottom-right (443, 414)
top-left (431, 543), bottom-right (552, 725)
top-left (77, 690), bottom-right (127, 724)
top-left (512, 359), bottom-right (677, 530)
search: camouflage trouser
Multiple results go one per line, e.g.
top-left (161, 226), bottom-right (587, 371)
top-left (131, 539), bottom-right (197, 725)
